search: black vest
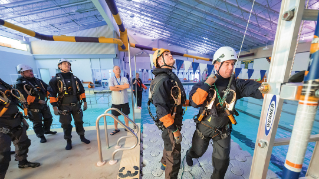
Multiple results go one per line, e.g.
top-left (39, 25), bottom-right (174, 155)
top-left (56, 73), bottom-right (80, 104)
top-left (150, 70), bottom-right (186, 128)
top-left (20, 77), bottom-right (46, 100)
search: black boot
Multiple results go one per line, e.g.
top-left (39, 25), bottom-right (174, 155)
top-left (65, 139), bottom-right (72, 150)
top-left (18, 159), bottom-right (40, 168)
top-left (186, 150), bottom-right (193, 166)
top-left (40, 136), bottom-right (47, 143)
top-left (45, 131), bottom-right (57, 135)
top-left (211, 157), bottom-right (229, 179)
top-left (80, 135), bottom-right (90, 144)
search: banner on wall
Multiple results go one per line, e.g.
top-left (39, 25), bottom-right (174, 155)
top-left (247, 69), bottom-right (254, 79)
top-left (184, 61), bottom-right (192, 72)
top-left (199, 63), bottom-right (207, 75)
top-left (251, 69), bottom-right (260, 80)
top-left (192, 62), bottom-right (199, 74)
top-left (260, 70), bottom-right (267, 80)
top-left (176, 59), bottom-right (184, 72)
top-left (235, 68), bottom-right (242, 78)
top-left (241, 69), bottom-right (248, 79)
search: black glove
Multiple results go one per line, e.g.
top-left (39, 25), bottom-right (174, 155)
top-left (288, 71), bottom-right (306, 83)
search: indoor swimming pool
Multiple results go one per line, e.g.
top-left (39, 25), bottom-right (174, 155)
top-left (27, 84), bottom-right (317, 177)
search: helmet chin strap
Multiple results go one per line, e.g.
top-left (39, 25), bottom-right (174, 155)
top-left (216, 61), bottom-right (224, 76)
top-left (160, 54), bottom-right (175, 69)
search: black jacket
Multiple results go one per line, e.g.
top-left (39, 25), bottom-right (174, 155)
top-left (15, 76), bottom-right (48, 109)
top-left (288, 70), bottom-right (306, 83)
top-left (151, 68), bottom-right (186, 131)
top-left (48, 72), bottom-right (86, 107)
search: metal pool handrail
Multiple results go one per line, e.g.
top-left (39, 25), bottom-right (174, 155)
top-left (96, 108), bottom-right (139, 166)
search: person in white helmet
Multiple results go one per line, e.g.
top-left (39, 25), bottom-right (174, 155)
top-left (48, 59), bottom-right (89, 150)
top-left (185, 46), bottom-right (264, 179)
top-left (15, 64), bottom-right (56, 143)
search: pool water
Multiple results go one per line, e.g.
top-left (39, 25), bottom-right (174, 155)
top-left (27, 85), bottom-right (317, 177)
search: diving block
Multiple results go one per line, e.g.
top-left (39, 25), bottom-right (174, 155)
top-left (274, 134), bottom-right (319, 146)
top-left (134, 107), bottom-right (141, 119)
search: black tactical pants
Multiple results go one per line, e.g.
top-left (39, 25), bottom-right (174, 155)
top-left (133, 91), bottom-right (142, 107)
top-left (0, 124), bottom-right (31, 179)
top-left (29, 105), bottom-right (53, 138)
top-left (188, 129), bottom-right (231, 179)
top-left (59, 103), bottom-right (85, 140)
top-left (161, 128), bottom-right (181, 179)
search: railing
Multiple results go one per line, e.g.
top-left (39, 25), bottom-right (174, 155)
top-left (96, 108), bottom-right (139, 166)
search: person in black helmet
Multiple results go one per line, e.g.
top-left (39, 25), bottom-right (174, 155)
top-left (149, 48), bottom-right (189, 179)
top-left (185, 46), bottom-right (264, 179)
top-left (15, 64), bottom-right (56, 143)
top-left (48, 58), bottom-right (90, 150)
top-left (0, 78), bottom-right (40, 179)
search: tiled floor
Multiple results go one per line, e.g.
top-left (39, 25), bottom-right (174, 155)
top-left (142, 119), bottom-right (279, 179)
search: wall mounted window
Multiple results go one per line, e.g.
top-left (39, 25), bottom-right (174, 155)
top-left (0, 35), bottom-right (28, 51)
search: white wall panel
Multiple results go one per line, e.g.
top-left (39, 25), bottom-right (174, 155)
top-left (0, 46), bottom-right (36, 84)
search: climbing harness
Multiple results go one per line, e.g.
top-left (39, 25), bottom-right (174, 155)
top-left (11, 88), bottom-right (29, 118)
top-left (0, 91), bottom-right (10, 117)
top-left (171, 81), bottom-right (182, 119)
top-left (197, 89), bottom-right (217, 122)
top-left (213, 80), bottom-right (237, 125)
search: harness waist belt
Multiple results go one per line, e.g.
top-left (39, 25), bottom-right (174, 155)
top-left (0, 127), bottom-right (10, 134)
top-left (61, 102), bottom-right (80, 106)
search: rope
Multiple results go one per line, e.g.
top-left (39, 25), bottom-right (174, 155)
top-left (181, 146), bottom-right (195, 179)
top-left (289, 0), bottom-right (311, 77)
top-left (236, 0), bottom-right (256, 67)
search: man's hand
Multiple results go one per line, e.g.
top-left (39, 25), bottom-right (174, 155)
top-left (205, 73), bottom-right (218, 86)
top-left (53, 107), bottom-right (59, 115)
top-left (133, 80), bottom-right (137, 84)
top-left (38, 100), bottom-right (46, 105)
top-left (83, 102), bottom-right (87, 111)
top-left (173, 130), bottom-right (182, 144)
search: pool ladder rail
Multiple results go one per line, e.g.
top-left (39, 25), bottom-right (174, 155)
top-left (95, 108), bottom-right (139, 166)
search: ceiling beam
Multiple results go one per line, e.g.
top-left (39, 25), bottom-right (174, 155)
top-left (91, 0), bottom-right (118, 35)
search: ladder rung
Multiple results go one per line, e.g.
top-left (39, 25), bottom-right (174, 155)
top-left (274, 134), bottom-right (319, 146)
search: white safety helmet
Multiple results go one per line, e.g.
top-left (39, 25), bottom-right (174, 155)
top-left (58, 58), bottom-right (71, 66)
top-left (213, 46), bottom-right (237, 64)
top-left (17, 64), bottom-right (33, 73)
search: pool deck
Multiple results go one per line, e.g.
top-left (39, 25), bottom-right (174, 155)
top-left (142, 119), bottom-right (280, 179)
top-left (5, 124), bottom-right (141, 179)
